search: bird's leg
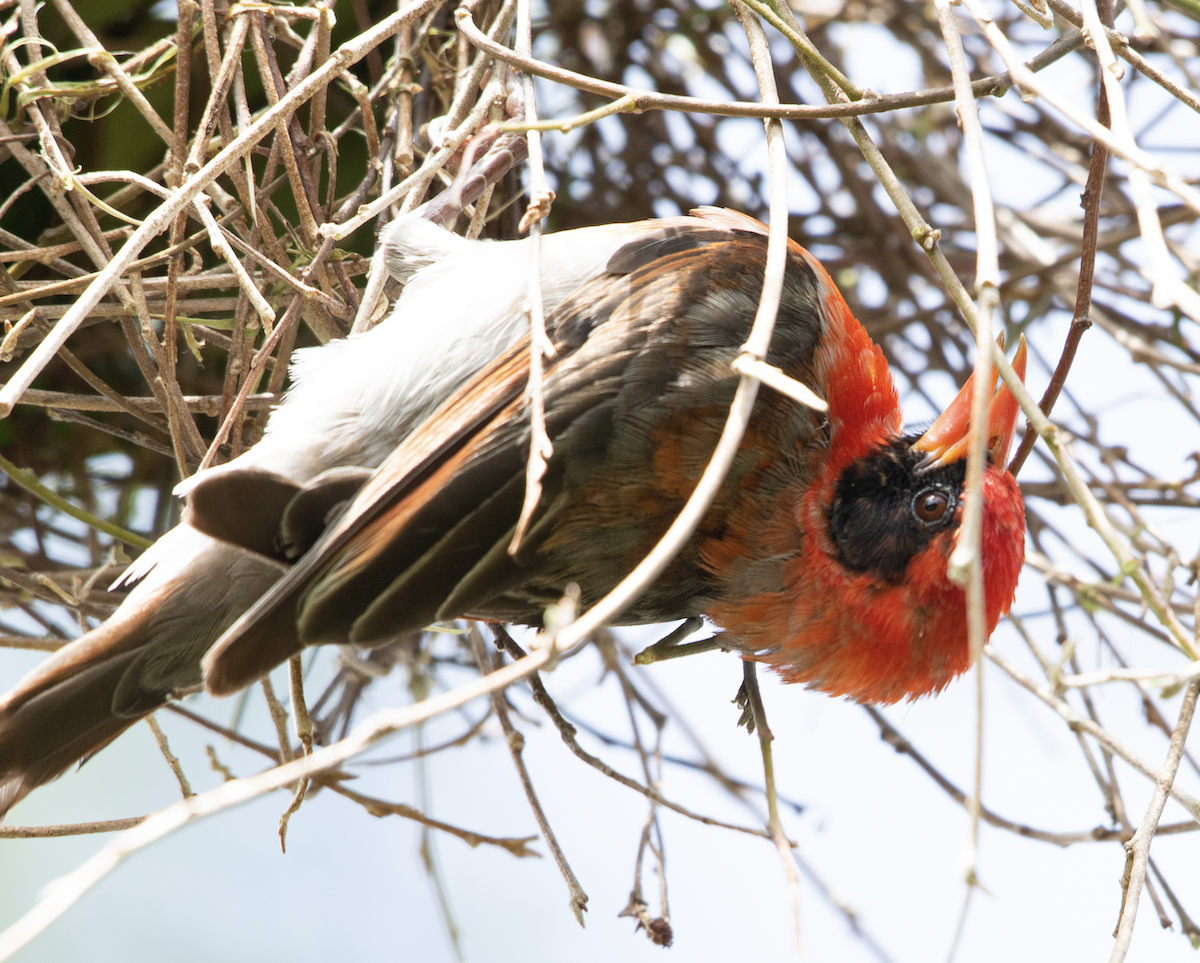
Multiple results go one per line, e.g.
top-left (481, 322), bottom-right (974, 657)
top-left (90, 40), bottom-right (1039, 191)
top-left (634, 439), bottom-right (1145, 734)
top-left (631, 617), bottom-right (722, 666)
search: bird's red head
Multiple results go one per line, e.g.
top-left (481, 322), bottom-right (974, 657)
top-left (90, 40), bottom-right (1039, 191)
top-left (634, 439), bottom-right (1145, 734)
top-left (710, 250), bottom-right (1027, 705)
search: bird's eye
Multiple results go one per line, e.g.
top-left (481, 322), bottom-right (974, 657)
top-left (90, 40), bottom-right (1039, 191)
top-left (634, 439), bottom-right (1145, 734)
top-left (913, 489), bottom-right (950, 525)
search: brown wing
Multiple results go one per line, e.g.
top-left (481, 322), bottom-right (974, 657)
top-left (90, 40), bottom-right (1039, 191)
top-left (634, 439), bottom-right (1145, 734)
top-left (204, 230), bottom-right (831, 696)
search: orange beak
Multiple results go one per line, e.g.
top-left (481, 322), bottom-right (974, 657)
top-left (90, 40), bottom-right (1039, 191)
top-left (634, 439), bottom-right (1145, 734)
top-left (912, 334), bottom-right (1027, 472)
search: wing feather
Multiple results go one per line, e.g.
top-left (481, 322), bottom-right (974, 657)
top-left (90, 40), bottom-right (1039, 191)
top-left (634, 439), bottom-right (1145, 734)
top-left (204, 229), bottom-right (830, 695)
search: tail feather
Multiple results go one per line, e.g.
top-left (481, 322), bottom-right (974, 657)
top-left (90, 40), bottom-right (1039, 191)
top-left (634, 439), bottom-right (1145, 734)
top-left (0, 647), bottom-right (148, 819)
top-left (0, 536), bottom-right (288, 821)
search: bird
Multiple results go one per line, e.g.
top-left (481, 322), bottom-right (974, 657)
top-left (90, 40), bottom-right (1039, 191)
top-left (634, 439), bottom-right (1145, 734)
top-left (0, 207), bottom-right (1027, 819)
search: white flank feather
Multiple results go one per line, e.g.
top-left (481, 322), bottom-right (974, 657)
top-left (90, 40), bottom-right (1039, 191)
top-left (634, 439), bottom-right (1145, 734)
top-left (130, 214), bottom-right (679, 590)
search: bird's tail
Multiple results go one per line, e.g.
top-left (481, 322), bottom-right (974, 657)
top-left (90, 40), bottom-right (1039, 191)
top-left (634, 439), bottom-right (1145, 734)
top-left (0, 535), bottom-right (287, 821)
top-left (0, 608), bottom-right (159, 819)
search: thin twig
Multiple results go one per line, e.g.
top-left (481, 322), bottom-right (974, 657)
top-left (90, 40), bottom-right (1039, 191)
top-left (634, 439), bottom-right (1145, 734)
top-left (489, 627), bottom-right (779, 841)
top-left (933, 0), bottom-right (1000, 895)
top-left (1007, 64), bottom-right (1109, 475)
top-left (145, 715), bottom-right (193, 799)
top-left (509, 0), bottom-right (555, 553)
top-left (0, 642), bottom-right (561, 960)
top-left (0, 0), bottom-right (443, 418)
top-left (456, 8), bottom-right (1083, 122)
top-left (0, 818), bottom-right (149, 838)
top-left (0, 452), bottom-right (152, 549)
top-left (278, 654), bottom-right (313, 852)
top-left (987, 650), bottom-right (1200, 822)
top-left (468, 626), bottom-right (587, 923)
top-left (740, 659), bottom-right (802, 953)
top-left (958, 0), bottom-right (1200, 215)
top-left (1110, 680), bottom-right (1200, 962)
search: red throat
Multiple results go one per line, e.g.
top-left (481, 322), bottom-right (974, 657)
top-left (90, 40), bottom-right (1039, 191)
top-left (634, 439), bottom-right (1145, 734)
top-left (758, 466), bottom-right (1025, 703)
top-left (705, 263), bottom-right (1025, 704)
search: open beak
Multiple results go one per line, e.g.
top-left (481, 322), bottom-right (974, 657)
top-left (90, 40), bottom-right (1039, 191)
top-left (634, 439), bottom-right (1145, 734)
top-left (912, 334), bottom-right (1027, 472)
